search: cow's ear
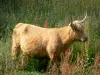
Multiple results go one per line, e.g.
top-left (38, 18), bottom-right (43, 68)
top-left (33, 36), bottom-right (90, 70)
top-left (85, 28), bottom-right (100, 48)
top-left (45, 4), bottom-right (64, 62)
top-left (70, 23), bottom-right (78, 31)
top-left (70, 16), bottom-right (78, 31)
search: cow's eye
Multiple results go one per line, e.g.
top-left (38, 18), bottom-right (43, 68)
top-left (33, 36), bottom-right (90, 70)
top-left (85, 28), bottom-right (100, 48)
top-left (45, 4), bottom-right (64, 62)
top-left (76, 29), bottom-right (80, 32)
top-left (75, 28), bottom-right (80, 32)
top-left (77, 30), bottom-right (83, 34)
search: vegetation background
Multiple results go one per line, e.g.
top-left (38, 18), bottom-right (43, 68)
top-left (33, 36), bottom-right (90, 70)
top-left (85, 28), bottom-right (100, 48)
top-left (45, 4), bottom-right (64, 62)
top-left (0, 0), bottom-right (100, 75)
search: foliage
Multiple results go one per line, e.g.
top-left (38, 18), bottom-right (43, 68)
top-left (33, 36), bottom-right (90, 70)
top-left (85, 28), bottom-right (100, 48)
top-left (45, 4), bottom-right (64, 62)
top-left (0, 0), bottom-right (100, 75)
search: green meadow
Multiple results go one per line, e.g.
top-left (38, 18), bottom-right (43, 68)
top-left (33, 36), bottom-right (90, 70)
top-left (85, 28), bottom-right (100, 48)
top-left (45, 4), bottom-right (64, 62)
top-left (0, 0), bottom-right (100, 75)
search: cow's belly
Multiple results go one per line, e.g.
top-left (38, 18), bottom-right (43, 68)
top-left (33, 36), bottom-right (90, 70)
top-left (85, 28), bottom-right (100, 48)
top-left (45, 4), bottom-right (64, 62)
top-left (20, 35), bottom-right (49, 57)
top-left (21, 42), bottom-right (48, 58)
top-left (32, 48), bottom-right (49, 58)
top-left (29, 48), bottom-right (48, 58)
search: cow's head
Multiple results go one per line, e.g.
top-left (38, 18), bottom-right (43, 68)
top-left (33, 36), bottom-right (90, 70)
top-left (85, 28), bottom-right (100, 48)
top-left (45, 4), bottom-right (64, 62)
top-left (69, 13), bottom-right (88, 42)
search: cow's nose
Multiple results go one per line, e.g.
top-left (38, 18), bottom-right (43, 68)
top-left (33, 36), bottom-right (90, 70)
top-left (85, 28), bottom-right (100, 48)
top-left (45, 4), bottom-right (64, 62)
top-left (84, 37), bottom-right (88, 42)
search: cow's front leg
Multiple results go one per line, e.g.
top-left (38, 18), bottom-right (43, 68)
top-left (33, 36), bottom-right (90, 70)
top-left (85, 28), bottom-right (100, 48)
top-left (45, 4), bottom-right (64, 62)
top-left (51, 56), bottom-right (59, 75)
top-left (47, 50), bottom-right (59, 75)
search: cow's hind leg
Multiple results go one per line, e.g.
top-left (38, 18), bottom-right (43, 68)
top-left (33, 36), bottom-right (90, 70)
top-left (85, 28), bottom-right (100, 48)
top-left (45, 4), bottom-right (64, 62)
top-left (21, 52), bottom-right (29, 71)
top-left (12, 45), bottom-right (20, 69)
top-left (12, 46), bottom-right (20, 60)
top-left (12, 30), bottom-right (21, 69)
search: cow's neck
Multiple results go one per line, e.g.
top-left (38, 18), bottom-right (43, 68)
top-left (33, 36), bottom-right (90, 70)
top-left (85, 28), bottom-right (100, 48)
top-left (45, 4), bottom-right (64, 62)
top-left (58, 26), bottom-right (75, 49)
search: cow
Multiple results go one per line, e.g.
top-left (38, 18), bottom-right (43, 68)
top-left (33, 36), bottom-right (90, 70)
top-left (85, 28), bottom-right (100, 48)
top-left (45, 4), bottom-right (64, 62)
top-left (11, 13), bottom-right (88, 70)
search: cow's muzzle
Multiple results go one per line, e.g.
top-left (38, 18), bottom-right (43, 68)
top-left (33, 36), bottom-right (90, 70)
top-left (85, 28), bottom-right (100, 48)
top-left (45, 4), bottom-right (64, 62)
top-left (81, 37), bottom-right (88, 42)
top-left (83, 37), bottom-right (88, 42)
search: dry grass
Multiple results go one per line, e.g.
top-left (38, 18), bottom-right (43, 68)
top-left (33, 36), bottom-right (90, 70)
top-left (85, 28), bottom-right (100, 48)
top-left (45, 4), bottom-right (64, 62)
top-left (47, 47), bottom-right (100, 75)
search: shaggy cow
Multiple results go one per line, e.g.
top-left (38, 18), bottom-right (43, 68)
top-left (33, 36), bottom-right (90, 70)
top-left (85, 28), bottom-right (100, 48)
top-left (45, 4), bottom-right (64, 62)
top-left (12, 13), bottom-right (88, 68)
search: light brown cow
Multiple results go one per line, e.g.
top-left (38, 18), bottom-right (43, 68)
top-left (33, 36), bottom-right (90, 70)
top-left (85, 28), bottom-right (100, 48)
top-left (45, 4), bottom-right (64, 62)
top-left (12, 13), bottom-right (88, 68)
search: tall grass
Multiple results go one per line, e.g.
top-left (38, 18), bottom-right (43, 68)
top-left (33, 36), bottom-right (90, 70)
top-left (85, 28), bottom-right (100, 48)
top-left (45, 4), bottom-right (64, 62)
top-left (0, 0), bottom-right (100, 75)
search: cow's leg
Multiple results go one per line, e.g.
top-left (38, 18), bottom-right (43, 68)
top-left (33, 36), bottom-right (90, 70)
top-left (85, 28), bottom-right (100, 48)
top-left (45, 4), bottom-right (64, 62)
top-left (12, 30), bottom-right (20, 69)
top-left (50, 53), bottom-right (59, 75)
top-left (47, 47), bottom-right (59, 75)
top-left (12, 45), bottom-right (20, 60)
top-left (21, 52), bottom-right (29, 70)
top-left (12, 45), bottom-right (20, 69)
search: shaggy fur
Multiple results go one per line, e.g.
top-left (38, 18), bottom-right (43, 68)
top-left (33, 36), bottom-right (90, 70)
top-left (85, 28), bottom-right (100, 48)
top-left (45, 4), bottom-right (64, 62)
top-left (12, 14), bottom-right (88, 65)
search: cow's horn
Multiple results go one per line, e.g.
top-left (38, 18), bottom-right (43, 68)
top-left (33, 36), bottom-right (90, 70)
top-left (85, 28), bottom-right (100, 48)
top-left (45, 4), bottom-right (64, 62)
top-left (80, 12), bottom-right (87, 23)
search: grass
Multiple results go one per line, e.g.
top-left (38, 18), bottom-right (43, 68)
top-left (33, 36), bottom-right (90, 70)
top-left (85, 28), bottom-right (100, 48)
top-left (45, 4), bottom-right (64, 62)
top-left (0, 15), bottom-right (100, 75)
top-left (0, 38), bottom-right (49, 75)
top-left (16, 71), bottom-right (48, 75)
top-left (0, 0), bottom-right (100, 75)
top-left (0, 23), bottom-right (100, 75)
